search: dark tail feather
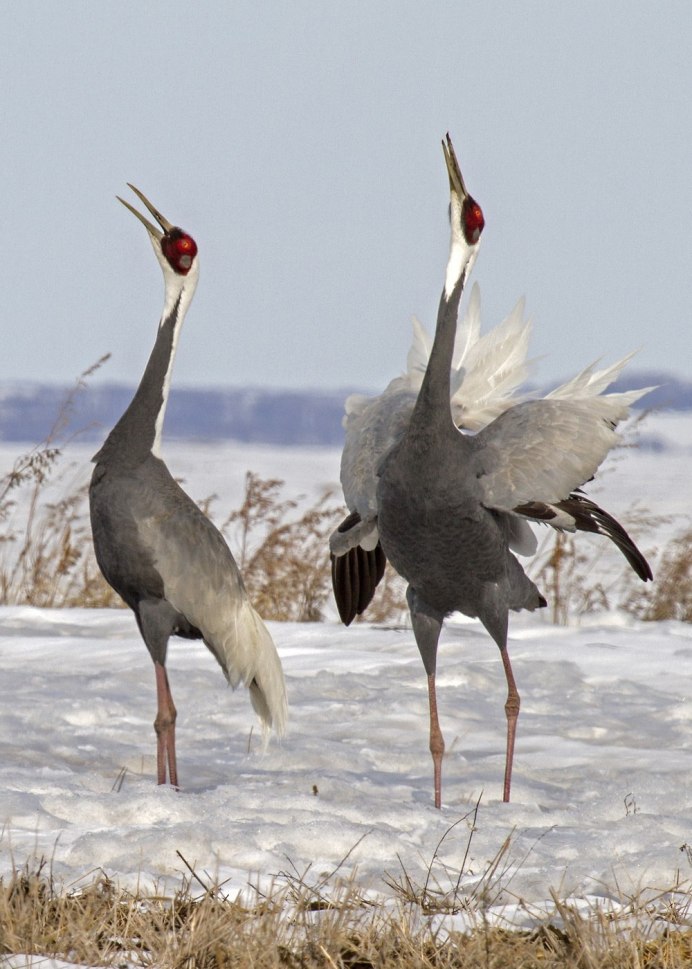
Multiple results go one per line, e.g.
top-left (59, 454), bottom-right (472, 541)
top-left (331, 541), bottom-right (387, 626)
top-left (555, 493), bottom-right (653, 582)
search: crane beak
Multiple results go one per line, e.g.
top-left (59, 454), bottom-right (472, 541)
top-left (441, 133), bottom-right (469, 202)
top-left (116, 184), bottom-right (175, 240)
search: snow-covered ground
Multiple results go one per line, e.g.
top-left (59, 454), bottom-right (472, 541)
top-left (0, 411), bottom-right (691, 936)
top-left (2, 607), bottom-right (692, 923)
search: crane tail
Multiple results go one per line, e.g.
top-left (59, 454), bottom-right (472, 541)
top-left (220, 599), bottom-right (288, 741)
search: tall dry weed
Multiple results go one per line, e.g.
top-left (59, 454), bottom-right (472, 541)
top-left (0, 356), bottom-right (119, 608)
top-left (222, 470), bottom-right (343, 622)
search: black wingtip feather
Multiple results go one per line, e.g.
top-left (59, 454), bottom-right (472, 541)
top-left (331, 542), bottom-right (389, 626)
top-left (331, 551), bottom-right (355, 625)
top-left (557, 494), bottom-right (653, 582)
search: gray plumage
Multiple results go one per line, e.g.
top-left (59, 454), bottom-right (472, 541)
top-left (89, 186), bottom-right (286, 786)
top-left (376, 273), bottom-right (545, 807)
top-left (378, 291), bottom-right (546, 632)
top-left (331, 136), bottom-right (651, 807)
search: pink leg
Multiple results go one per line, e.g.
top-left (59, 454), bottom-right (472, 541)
top-left (154, 661), bottom-right (178, 787)
top-left (500, 648), bottom-right (520, 802)
top-left (427, 673), bottom-right (445, 809)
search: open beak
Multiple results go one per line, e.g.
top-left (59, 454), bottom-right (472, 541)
top-left (441, 133), bottom-right (469, 201)
top-left (116, 184), bottom-right (175, 240)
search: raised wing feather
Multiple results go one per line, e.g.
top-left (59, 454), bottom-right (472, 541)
top-left (547, 351), bottom-right (653, 408)
top-left (449, 290), bottom-right (533, 430)
top-left (340, 384), bottom-right (418, 517)
top-left (474, 396), bottom-right (630, 511)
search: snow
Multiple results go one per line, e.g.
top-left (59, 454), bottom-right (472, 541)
top-left (0, 411), bottom-right (691, 944)
top-left (2, 604), bottom-right (692, 920)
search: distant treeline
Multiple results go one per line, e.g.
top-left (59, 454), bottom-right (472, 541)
top-left (0, 371), bottom-right (687, 447)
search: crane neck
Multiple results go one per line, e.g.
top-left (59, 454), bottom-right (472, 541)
top-left (93, 269), bottom-right (196, 469)
top-left (407, 271), bottom-right (466, 443)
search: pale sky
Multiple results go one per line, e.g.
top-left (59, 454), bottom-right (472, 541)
top-left (2, 2), bottom-right (690, 394)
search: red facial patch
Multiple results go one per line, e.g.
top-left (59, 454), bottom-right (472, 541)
top-left (463, 198), bottom-right (485, 245)
top-left (162, 229), bottom-right (198, 275)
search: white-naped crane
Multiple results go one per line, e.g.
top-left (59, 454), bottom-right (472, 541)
top-left (89, 186), bottom-right (287, 787)
top-left (330, 135), bottom-right (652, 808)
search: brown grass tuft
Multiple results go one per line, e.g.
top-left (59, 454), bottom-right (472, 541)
top-left (629, 528), bottom-right (692, 623)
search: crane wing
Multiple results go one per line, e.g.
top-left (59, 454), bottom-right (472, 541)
top-left (136, 480), bottom-right (287, 736)
top-left (473, 350), bottom-right (654, 511)
top-left (333, 290), bottom-right (654, 623)
top-left (473, 396), bottom-right (630, 511)
top-left (340, 384), bottom-right (417, 518)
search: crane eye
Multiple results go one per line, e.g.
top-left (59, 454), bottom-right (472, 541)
top-left (463, 198), bottom-right (485, 245)
top-left (162, 230), bottom-right (198, 275)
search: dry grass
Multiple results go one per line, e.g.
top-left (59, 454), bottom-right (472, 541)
top-left (0, 356), bottom-right (121, 609)
top-left (0, 455), bottom-right (343, 618)
top-left (2, 851), bottom-right (692, 968)
top-left (220, 470), bottom-right (343, 622)
top-left (4, 813), bottom-right (692, 967)
top-left (529, 504), bottom-right (688, 627)
top-left (628, 528), bottom-right (692, 623)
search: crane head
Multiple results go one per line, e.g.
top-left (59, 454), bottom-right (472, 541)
top-left (441, 134), bottom-right (484, 299)
top-left (117, 185), bottom-right (198, 277)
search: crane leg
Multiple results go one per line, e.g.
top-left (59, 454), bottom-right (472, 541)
top-left (137, 600), bottom-right (180, 787)
top-left (499, 646), bottom-right (520, 802)
top-left (154, 661), bottom-right (178, 787)
top-left (426, 673), bottom-right (445, 809)
top-left (407, 588), bottom-right (445, 808)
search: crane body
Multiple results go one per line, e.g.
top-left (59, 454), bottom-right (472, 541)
top-left (90, 186), bottom-right (286, 787)
top-left (331, 136), bottom-right (652, 807)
